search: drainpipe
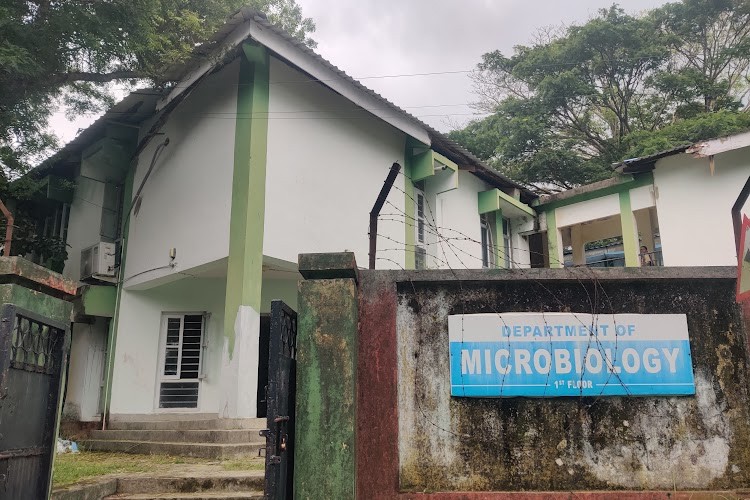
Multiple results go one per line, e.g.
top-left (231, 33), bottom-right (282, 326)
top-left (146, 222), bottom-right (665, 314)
top-left (369, 162), bottom-right (401, 269)
top-left (733, 175), bottom-right (750, 259)
top-left (101, 139), bottom-right (169, 430)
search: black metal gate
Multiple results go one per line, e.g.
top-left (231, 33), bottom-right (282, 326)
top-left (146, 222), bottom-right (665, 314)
top-left (261, 300), bottom-right (297, 500)
top-left (0, 305), bottom-right (70, 499)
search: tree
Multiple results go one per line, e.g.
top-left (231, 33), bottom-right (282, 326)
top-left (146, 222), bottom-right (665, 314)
top-left (463, 6), bottom-right (670, 190)
top-left (453, 1), bottom-right (750, 192)
top-left (651, 0), bottom-right (750, 113)
top-left (0, 0), bottom-right (316, 174)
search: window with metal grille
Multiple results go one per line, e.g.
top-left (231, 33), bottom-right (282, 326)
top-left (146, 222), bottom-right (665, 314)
top-left (158, 314), bottom-right (205, 409)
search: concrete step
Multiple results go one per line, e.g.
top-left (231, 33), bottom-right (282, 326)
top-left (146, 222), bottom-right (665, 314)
top-left (107, 419), bottom-right (266, 431)
top-left (116, 473), bottom-right (264, 494)
top-left (79, 440), bottom-right (262, 459)
top-left (89, 429), bottom-right (265, 444)
top-left (105, 493), bottom-right (263, 499)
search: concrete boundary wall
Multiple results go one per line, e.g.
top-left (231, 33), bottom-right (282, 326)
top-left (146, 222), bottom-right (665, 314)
top-left (296, 254), bottom-right (750, 499)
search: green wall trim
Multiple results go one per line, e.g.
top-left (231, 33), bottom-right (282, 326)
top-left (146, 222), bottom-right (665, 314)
top-left (619, 190), bottom-right (639, 267)
top-left (433, 150), bottom-right (458, 172)
top-left (410, 149), bottom-right (458, 182)
top-left (498, 189), bottom-right (536, 217)
top-left (82, 285), bottom-right (117, 317)
top-left (546, 209), bottom-right (562, 269)
top-left (534, 173), bottom-right (654, 211)
top-left (295, 276), bottom-right (358, 499)
top-left (478, 189), bottom-right (501, 214)
top-left (404, 140), bottom-right (416, 270)
top-left (479, 188), bottom-right (535, 217)
top-left (411, 148), bottom-right (434, 182)
top-left (223, 42), bottom-right (270, 351)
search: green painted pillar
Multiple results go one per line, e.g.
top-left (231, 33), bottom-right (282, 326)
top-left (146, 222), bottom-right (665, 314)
top-left (295, 253), bottom-right (359, 499)
top-left (619, 190), bottom-right (639, 267)
top-left (218, 42), bottom-right (271, 418)
top-left (546, 209), bottom-right (563, 268)
top-left (224, 42), bottom-right (270, 334)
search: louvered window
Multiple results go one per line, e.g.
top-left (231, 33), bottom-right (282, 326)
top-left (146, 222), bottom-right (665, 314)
top-left (158, 314), bottom-right (206, 409)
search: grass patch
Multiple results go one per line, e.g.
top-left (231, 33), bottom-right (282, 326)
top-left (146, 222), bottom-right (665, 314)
top-left (53, 452), bottom-right (266, 488)
top-left (52, 452), bottom-right (212, 488)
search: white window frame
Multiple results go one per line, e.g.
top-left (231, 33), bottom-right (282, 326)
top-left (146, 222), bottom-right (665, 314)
top-left (154, 312), bottom-right (207, 412)
top-left (480, 214), bottom-right (496, 268)
top-left (414, 184), bottom-right (428, 270)
top-left (502, 216), bottom-right (513, 269)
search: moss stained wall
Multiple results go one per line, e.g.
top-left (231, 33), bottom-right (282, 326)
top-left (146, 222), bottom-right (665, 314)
top-left (295, 276), bottom-right (358, 499)
top-left (0, 284), bottom-right (73, 324)
top-left (394, 274), bottom-right (750, 492)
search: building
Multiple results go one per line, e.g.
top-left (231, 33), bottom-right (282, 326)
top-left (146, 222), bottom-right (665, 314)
top-left (537, 135), bottom-right (750, 269)
top-left (28, 9), bottom-right (537, 423)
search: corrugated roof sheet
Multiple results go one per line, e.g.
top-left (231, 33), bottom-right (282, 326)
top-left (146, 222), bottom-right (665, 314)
top-left (38, 8), bottom-right (536, 202)
top-left (612, 144), bottom-right (692, 174)
top-left (34, 90), bottom-right (162, 175)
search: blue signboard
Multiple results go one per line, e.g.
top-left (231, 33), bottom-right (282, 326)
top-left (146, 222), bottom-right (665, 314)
top-left (449, 313), bottom-right (695, 397)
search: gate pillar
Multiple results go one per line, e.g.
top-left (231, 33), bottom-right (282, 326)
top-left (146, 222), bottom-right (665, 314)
top-left (295, 253), bottom-right (359, 499)
top-left (0, 257), bottom-right (77, 499)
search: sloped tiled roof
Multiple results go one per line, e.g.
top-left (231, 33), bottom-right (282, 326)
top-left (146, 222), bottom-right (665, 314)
top-left (38, 8), bottom-right (536, 202)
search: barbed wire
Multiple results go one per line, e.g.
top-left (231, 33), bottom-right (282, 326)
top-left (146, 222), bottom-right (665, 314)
top-left (372, 167), bottom-right (688, 452)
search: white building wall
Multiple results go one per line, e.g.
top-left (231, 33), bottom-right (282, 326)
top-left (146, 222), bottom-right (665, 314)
top-left (630, 184), bottom-right (656, 211)
top-left (434, 171), bottom-right (487, 269)
top-left (260, 276), bottom-right (298, 314)
top-left (264, 57), bottom-right (406, 269)
top-left (110, 277), bottom-right (226, 415)
top-left (555, 194), bottom-right (620, 228)
top-left (123, 60), bottom-right (239, 289)
top-left (509, 218), bottom-right (531, 268)
top-left (654, 150), bottom-right (750, 266)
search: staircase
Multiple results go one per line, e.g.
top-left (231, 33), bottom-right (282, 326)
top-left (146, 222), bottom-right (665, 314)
top-left (104, 469), bottom-right (264, 499)
top-left (81, 418), bottom-right (266, 459)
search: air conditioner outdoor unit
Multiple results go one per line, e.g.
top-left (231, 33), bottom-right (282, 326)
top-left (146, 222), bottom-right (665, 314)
top-left (80, 242), bottom-right (117, 280)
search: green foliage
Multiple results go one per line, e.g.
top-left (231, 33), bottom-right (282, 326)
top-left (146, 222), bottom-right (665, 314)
top-left (8, 213), bottom-right (69, 273)
top-left (453, 0), bottom-right (750, 192)
top-left (0, 0), bottom-right (316, 174)
top-left (623, 109), bottom-right (750, 158)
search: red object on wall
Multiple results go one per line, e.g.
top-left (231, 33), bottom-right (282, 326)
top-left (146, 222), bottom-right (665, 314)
top-left (738, 215), bottom-right (750, 303)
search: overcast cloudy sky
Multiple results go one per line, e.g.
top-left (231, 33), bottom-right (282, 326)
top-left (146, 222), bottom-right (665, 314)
top-left (50, 0), bottom-right (672, 142)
